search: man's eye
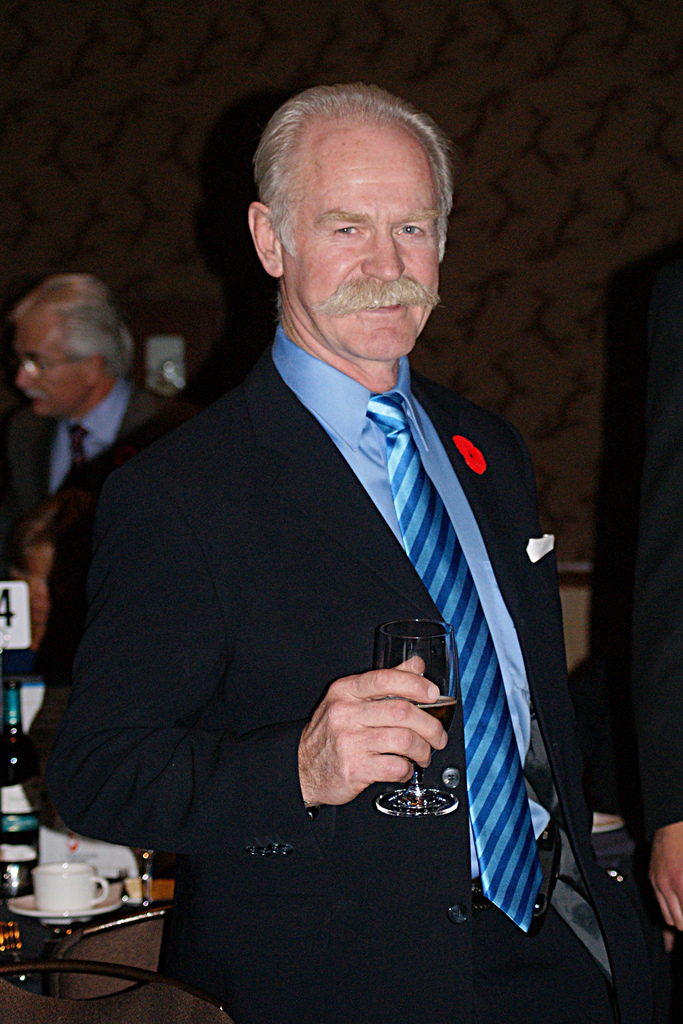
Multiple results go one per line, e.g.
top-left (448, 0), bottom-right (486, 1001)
top-left (401, 225), bottom-right (419, 235)
top-left (336, 226), bottom-right (356, 234)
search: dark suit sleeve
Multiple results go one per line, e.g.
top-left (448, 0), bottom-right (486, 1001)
top-left (632, 260), bottom-right (683, 836)
top-left (0, 409), bottom-right (52, 572)
top-left (45, 465), bottom-right (321, 857)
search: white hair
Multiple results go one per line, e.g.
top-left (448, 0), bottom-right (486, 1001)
top-left (253, 83), bottom-right (453, 260)
top-left (10, 274), bottom-right (133, 377)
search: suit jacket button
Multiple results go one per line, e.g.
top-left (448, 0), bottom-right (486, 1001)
top-left (442, 768), bottom-right (460, 789)
top-left (447, 904), bottom-right (468, 924)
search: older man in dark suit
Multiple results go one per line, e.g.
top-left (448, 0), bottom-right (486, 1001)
top-left (0, 274), bottom-right (163, 567)
top-left (46, 84), bottom-right (651, 1024)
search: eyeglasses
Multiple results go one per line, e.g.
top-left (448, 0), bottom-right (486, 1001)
top-left (13, 353), bottom-right (85, 376)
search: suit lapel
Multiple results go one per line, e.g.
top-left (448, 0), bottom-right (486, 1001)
top-left (243, 354), bottom-right (531, 629)
top-left (117, 384), bottom-right (163, 438)
top-left (411, 375), bottom-right (526, 627)
top-left (244, 354), bottom-right (440, 618)
top-left (412, 378), bottom-right (572, 814)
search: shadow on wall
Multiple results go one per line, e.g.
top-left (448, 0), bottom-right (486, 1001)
top-left (188, 89), bottom-right (294, 405)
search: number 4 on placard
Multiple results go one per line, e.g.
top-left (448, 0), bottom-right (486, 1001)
top-left (0, 581), bottom-right (31, 649)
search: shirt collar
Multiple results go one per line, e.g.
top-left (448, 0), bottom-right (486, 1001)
top-left (272, 326), bottom-right (426, 452)
top-left (69, 377), bottom-right (131, 445)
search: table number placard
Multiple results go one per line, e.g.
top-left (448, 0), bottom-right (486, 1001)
top-left (0, 581), bottom-right (31, 649)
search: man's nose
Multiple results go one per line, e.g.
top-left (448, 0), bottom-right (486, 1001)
top-left (361, 231), bottom-right (404, 281)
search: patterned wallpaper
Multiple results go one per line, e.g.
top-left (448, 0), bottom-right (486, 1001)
top-left (2, 0), bottom-right (682, 564)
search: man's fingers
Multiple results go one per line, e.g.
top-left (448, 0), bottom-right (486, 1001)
top-left (332, 727), bottom-right (435, 788)
top-left (650, 867), bottom-right (683, 930)
top-left (368, 723), bottom-right (437, 767)
top-left (652, 885), bottom-right (682, 930)
top-left (399, 655), bottom-right (426, 676)
top-left (338, 665), bottom-right (440, 704)
top-left (355, 689), bottom-right (447, 751)
top-left (370, 751), bottom-right (414, 783)
top-left (299, 664), bottom-right (453, 806)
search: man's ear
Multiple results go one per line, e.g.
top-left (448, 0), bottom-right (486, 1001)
top-left (248, 202), bottom-right (284, 278)
top-left (83, 353), bottom-right (108, 384)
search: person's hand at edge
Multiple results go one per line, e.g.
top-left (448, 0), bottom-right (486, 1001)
top-left (650, 820), bottom-right (683, 930)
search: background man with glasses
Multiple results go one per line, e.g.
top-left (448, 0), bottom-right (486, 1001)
top-left (0, 274), bottom-right (164, 569)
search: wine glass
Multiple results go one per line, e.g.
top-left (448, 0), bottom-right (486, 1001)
top-left (374, 619), bottom-right (459, 817)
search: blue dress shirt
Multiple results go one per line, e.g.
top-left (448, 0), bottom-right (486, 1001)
top-left (272, 327), bottom-right (549, 871)
top-left (49, 378), bottom-right (133, 493)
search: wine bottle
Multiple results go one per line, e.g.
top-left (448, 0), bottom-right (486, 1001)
top-left (0, 678), bottom-right (40, 897)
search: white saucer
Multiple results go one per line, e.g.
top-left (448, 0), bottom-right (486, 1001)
top-left (7, 888), bottom-right (123, 925)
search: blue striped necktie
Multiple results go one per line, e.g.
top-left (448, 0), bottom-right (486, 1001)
top-left (367, 392), bottom-right (542, 931)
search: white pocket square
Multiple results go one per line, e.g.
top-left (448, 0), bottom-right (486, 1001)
top-left (526, 534), bottom-right (555, 563)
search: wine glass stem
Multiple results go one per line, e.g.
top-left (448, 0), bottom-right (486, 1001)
top-left (405, 764), bottom-right (427, 800)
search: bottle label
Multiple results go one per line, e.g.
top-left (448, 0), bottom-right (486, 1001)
top-left (1, 784), bottom-right (36, 814)
top-left (2, 811), bottom-right (39, 832)
top-left (0, 843), bottom-right (36, 862)
top-left (2, 687), bottom-right (21, 728)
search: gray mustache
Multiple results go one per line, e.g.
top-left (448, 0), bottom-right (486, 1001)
top-left (312, 277), bottom-right (440, 317)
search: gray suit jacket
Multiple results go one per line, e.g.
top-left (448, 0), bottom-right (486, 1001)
top-left (0, 382), bottom-right (163, 569)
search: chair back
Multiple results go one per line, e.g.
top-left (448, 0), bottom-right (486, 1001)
top-left (51, 904), bottom-right (170, 997)
top-left (0, 959), bottom-right (233, 1023)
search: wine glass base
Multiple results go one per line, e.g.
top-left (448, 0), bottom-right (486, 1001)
top-left (374, 788), bottom-right (459, 817)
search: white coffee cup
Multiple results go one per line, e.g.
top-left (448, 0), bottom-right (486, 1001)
top-left (32, 862), bottom-right (110, 912)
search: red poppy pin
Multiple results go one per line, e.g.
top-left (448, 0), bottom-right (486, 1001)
top-left (452, 435), bottom-right (486, 474)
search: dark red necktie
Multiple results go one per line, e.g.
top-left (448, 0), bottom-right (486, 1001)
top-left (69, 423), bottom-right (88, 469)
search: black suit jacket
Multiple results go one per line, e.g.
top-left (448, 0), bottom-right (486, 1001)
top-left (46, 351), bottom-right (650, 1023)
top-left (633, 259), bottom-right (683, 836)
